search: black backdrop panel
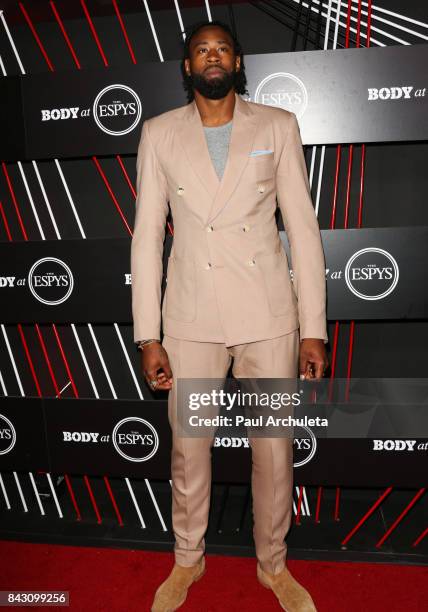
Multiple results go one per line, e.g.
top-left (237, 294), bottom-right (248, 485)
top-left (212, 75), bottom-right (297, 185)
top-left (1, 397), bottom-right (427, 487)
top-left (2, 44), bottom-right (428, 160)
top-left (1, 227), bottom-right (427, 323)
top-left (45, 398), bottom-right (171, 479)
top-left (0, 398), bottom-right (49, 472)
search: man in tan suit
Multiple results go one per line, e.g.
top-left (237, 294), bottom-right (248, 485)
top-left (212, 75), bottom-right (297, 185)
top-left (131, 19), bottom-right (329, 612)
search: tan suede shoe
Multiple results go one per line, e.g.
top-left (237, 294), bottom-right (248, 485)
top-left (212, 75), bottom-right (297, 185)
top-left (257, 563), bottom-right (317, 612)
top-left (151, 557), bottom-right (206, 612)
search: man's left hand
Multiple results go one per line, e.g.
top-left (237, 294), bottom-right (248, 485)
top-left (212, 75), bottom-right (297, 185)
top-left (299, 338), bottom-right (329, 380)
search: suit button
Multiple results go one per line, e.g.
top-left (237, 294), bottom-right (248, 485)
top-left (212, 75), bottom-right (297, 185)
top-left (257, 184), bottom-right (266, 193)
top-left (242, 224), bottom-right (250, 232)
top-left (205, 262), bottom-right (212, 270)
top-left (248, 259), bottom-right (256, 266)
top-left (206, 225), bottom-right (213, 232)
top-left (177, 187), bottom-right (184, 196)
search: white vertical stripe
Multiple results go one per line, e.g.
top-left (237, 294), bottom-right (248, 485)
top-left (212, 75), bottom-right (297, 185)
top-left (1, 325), bottom-right (24, 397)
top-left (173, 0), bottom-right (186, 40)
top-left (46, 473), bottom-right (63, 518)
top-left (55, 159), bottom-right (86, 238)
top-left (56, 380), bottom-right (71, 398)
top-left (314, 0), bottom-right (333, 220)
top-left (0, 53), bottom-right (6, 76)
top-left (302, 486), bottom-right (311, 516)
top-left (17, 161), bottom-right (45, 240)
top-left (145, 479), bottom-right (167, 531)
top-left (314, 145), bottom-right (326, 219)
top-left (0, 369), bottom-right (7, 395)
top-left (323, 0), bottom-right (333, 50)
top-left (309, 146), bottom-right (317, 189)
top-left (32, 161), bottom-right (62, 239)
top-left (0, 11), bottom-right (26, 75)
top-left (333, 0), bottom-right (342, 48)
top-left (87, 323), bottom-right (117, 399)
top-left (141, 0), bottom-right (164, 62)
top-left (71, 324), bottom-right (100, 398)
top-left (204, 0), bottom-right (212, 22)
top-left (125, 477), bottom-right (146, 528)
top-left (114, 323), bottom-right (143, 400)
top-left (29, 472), bottom-right (45, 515)
top-left (0, 473), bottom-right (11, 510)
top-left (13, 472), bottom-right (28, 512)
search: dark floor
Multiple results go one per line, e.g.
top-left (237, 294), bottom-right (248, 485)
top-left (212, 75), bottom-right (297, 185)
top-left (0, 473), bottom-right (427, 566)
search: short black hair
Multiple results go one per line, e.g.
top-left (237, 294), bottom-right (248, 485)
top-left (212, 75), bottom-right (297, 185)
top-left (180, 19), bottom-right (248, 103)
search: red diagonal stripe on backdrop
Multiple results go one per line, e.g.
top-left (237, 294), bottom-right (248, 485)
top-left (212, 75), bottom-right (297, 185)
top-left (64, 474), bottom-right (82, 521)
top-left (18, 2), bottom-right (55, 71)
top-left (103, 476), bottom-right (124, 527)
top-left (1, 162), bottom-right (28, 240)
top-left (35, 324), bottom-right (61, 397)
top-left (49, 1), bottom-right (82, 69)
top-left (92, 156), bottom-right (133, 236)
top-left (341, 487), bottom-right (393, 546)
top-left (116, 155), bottom-right (137, 199)
top-left (17, 324), bottom-right (43, 398)
top-left (413, 521), bottom-right (428, 547)
top-left (84, 475), bottom-right (102, 524)
top-left (0, 201), bottom-right (13, 241)
top-left (376, 488), bottom-right (426, 548)
top-left (112, 0), bottom-right (137, 64)
top-left (80, 0), bottom-right (108, 67)
top-left (52, 324), bottom-right (79, 398)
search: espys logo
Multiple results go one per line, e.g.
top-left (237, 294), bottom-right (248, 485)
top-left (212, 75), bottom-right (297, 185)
top-left (293, 426), bottom-right (317, 467)
top-left (345, 248), bottom-right (399, 301)
top-left (93, 85), bottom-right (142, 136)
top-left (28, 258), bottom-right (74, 306)
top-left (214, 428), bottom-right (317, 467)
top-left (112, 417), bottom-right (159, 462)
top-left (254, 73), bottom-right (308, 118)
top-left (0, 414), bottom-right (16, 456)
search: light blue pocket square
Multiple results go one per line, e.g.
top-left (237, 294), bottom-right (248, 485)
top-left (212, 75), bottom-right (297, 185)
top-left (249, 149), bottom-right (274, 157)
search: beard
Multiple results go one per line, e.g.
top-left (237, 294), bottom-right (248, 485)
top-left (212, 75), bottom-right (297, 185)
top-left (189, 68), bottom-right (237, 100)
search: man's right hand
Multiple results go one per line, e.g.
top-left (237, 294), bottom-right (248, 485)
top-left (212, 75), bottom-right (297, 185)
top-left (141, 342), bottom-right (173, 391)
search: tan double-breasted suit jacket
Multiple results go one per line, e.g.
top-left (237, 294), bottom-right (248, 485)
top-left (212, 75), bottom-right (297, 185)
top-left (131, 92), bottom-right (328, 347)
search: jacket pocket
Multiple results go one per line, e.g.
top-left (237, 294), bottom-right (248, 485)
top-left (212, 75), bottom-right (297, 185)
top-left (165, 256), bottom-right (196, 323)
top-left (247, 153), bottom-right (275, 180)
top-left (258, 248), bottom-right (296, 317)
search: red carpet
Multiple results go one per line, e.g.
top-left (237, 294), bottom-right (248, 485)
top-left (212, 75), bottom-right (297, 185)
top-left (0, 541), bottom-right (426, 611)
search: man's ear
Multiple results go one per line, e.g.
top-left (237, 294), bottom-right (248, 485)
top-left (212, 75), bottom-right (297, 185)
top-left (184, 58), bottom-right (191, 76)
top-left (235, 56), bottom-right (241, 72)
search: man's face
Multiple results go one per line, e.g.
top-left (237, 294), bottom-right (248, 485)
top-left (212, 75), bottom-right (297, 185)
top-left (184, 26), bottom-right (241, 100)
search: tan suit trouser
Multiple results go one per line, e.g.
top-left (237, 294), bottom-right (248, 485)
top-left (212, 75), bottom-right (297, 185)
top-left (162, 329), bottom-right (299, 576)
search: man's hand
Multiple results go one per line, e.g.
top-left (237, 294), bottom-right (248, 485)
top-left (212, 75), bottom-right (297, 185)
top-left (141, 342), bottom-right (173, 391)
top-left (299, 338), bottom-right (329, 380)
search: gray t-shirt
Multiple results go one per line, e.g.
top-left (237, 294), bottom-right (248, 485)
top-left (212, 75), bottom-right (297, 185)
top-left (203, 120), bottom-right (233, 180)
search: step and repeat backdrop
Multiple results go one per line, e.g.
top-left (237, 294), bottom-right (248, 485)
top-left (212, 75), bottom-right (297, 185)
top-left (2, 43), bottom-right (428, 487)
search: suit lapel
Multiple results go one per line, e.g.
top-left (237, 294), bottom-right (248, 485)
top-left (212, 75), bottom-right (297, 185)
top-left (177, 93), bottom-right (260, 225)
top-left (177, 100), bottom-right (220, 210)
top-left (206, 94), bottom-right (259, 224)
